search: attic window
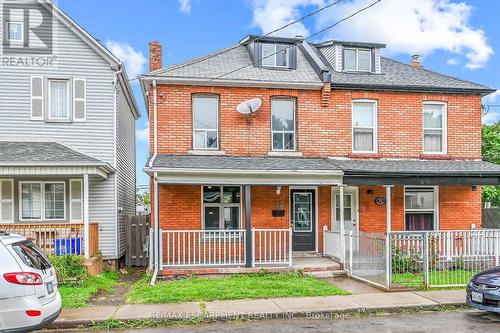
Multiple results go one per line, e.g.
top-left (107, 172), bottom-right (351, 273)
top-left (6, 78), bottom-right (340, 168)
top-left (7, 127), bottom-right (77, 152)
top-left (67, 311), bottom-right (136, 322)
top-left (262, 43), bottom-right (289, 68)
top-left (344, 48), bottom-right (371, 72)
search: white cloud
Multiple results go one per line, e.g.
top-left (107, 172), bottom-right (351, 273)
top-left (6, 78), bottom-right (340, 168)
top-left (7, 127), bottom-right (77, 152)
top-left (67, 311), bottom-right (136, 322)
top-left (106, 40), bottom-right (147, 80)
top-left (251, 0), bottom-right (324, 37)
top-left (137, 122), bottom-right (149, 142)
top-left (179, 0), bottom-right (191, 14)
top-left (446, 58), bottom-right (459, 65)
top-left (315, 0), bottom-right (493, 69)
top-left (484, 90), bottom-right (500, 103)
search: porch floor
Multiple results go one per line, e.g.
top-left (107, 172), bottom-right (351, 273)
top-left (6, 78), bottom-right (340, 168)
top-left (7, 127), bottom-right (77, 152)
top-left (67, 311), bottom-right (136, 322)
top-left (159, 256), bottom-right (342, 277)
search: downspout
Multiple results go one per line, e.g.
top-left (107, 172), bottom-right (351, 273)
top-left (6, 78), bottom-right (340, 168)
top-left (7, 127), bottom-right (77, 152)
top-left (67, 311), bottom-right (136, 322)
top-left (113, 65), bottom-right (123, 260)
top-left (150, 80), bottom-right (159, 285)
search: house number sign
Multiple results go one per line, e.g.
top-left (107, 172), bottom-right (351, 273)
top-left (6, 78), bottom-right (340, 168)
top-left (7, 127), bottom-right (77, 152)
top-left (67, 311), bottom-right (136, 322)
top-left (375, 197), bottom-right (386, 206)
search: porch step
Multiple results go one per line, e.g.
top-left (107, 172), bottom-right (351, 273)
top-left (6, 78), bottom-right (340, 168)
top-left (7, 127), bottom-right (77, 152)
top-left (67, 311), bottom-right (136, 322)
top-left (304, 270), bottom-right (347, 278)
top-left (292, 251), bottom-right (322, 258)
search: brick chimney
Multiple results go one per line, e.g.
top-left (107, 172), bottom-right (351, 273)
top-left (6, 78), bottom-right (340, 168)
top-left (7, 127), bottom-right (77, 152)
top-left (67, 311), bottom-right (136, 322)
top-left (411, 54), bottom-right (422, 68)
top-left (149, 41), bottom-right (163, 72)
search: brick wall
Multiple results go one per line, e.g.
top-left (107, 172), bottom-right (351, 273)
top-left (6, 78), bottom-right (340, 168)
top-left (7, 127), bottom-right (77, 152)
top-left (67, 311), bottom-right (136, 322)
top-left (150, 85), bottom-right (482, 159)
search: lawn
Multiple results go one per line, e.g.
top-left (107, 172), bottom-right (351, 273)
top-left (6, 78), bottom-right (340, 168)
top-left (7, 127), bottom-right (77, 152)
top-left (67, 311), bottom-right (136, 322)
top-left (392, 270), bottom-right (475, 288)
top-left (126, 272), bottom-right (349, 304)
top-left (58, 271), bottom-right (120, 308)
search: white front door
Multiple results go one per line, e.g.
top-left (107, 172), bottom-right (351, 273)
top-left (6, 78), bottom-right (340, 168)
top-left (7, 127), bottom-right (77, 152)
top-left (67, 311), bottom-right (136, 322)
top-left (332, 187), bottom-right (359, 234)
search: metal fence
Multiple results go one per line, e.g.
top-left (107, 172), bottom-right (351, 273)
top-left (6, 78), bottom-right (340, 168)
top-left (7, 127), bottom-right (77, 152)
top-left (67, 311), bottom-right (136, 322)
top-left (483, 208), bottom-right (500, 229)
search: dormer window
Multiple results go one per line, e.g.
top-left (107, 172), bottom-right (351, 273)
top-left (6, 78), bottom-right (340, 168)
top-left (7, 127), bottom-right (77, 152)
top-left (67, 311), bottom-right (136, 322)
top-left (344, 48), bottom-right (372, 72)
top-left (262, 43), bottom-right (289, 68)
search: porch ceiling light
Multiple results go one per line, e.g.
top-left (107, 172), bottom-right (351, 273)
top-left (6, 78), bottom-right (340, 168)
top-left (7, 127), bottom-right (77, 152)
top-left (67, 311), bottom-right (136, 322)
top-left (276, 186), bottom-right (282, 196)
top-left (367, 189), bottom-right (373, 196)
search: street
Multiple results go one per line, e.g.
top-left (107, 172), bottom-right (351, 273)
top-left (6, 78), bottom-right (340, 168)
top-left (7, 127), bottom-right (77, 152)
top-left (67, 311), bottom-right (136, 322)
top-left (50, 310), bottom-right (500, 333)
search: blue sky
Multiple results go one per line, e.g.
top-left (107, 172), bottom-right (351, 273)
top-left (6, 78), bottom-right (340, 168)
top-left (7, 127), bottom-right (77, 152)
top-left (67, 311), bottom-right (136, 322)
top-left (56, 0), bottom-right (500, 188)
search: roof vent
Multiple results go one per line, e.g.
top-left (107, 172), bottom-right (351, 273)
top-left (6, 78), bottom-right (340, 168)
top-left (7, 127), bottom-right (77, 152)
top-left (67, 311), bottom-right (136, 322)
top-left (411, 54), bottom-right (422, 68)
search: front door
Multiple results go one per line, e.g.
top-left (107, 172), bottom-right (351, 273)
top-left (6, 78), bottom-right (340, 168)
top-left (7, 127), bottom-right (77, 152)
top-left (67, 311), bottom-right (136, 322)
top-left (291, 189), bottom-right (315, 251)
top-left (333, 187), bottom-right (359, 248)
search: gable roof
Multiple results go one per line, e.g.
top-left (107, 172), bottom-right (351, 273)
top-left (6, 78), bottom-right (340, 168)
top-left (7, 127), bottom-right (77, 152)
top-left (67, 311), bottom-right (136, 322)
top-left (45, 2), bottom-right (140, 119)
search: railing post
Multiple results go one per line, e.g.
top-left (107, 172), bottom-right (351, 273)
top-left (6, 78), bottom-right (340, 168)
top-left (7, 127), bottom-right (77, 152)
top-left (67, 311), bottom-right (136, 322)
top-left (251, 228), bottom-right (256, 268)
top-left (348, 230), bottom-right (353, 275)
top-left (289, 227), bottom-right (293, 267)
top-left (83, 173), bottom-right (90, 259)
top-left (495, 230), bottom-right (500, 266)
top-left (423, 232), bottom-right (429, 289)
top-left (386, 232), bottom-right (391, 289)
top-left (323, 225), bottom-right (327, 257)
top-left (158, 229), bottom-right (163, 270)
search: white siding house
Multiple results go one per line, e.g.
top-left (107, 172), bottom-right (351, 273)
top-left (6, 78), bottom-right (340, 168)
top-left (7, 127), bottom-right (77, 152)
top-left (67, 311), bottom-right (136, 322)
top-left (0, 2), bottom-right (140, 260)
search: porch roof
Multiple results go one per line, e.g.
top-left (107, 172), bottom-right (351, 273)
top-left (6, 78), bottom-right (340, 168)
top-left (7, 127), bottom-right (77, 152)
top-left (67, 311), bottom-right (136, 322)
top-left (331, 159), bottom-right (500, 185)
top-left (0, 141), bottom-right (114, 179)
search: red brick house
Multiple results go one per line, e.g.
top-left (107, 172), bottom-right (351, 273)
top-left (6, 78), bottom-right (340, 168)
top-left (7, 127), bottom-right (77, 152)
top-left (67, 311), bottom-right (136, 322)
top-left (139, 35), bottom-right (500, 273)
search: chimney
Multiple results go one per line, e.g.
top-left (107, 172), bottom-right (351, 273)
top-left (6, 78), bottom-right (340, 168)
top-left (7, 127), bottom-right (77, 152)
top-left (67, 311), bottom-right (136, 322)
top-left (411, 54), bottom-right (422, 68)
top-left (149, 41), bottom-right (163, 72)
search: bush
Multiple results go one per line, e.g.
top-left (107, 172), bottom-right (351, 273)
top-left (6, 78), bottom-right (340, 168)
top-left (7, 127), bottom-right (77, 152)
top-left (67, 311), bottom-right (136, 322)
top-left (391, 245), bottom-right (421, 274)
top-left (49, 255), bottom-right (88, 283)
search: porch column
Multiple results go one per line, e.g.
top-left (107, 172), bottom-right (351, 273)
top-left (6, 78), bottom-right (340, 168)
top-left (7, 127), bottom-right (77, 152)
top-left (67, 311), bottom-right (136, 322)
top-left (245, 185), bottom-right (252, 267)
top-left (384, 185), bottom-right (393, 232)
top-left (83, 173), bottom-right (90, 259)
top-left (339, 185), bottom-right (346, 264)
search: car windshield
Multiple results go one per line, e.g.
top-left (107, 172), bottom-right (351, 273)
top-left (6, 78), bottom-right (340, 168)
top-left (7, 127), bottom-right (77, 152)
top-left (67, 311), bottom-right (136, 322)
top-left (12, 240), bottom-right (52, 270)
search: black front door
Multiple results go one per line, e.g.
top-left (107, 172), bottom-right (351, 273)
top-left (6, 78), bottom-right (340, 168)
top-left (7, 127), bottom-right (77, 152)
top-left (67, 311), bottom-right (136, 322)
top-left (291, 189), bottom-right (315, 251)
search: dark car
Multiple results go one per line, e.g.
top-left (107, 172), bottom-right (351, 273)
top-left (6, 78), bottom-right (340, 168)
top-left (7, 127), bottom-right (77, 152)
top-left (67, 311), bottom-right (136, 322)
top-left (466, 267), bottom-right (500, 313)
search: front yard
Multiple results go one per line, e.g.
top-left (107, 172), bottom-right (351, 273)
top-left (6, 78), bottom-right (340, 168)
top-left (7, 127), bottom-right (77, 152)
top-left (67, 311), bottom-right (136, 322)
top-left (59, 271), bottom-right (120, 308)
top-left (126, 271), bottom-right (349, 304)
top-left (392, 270), bottom-right (474, 288)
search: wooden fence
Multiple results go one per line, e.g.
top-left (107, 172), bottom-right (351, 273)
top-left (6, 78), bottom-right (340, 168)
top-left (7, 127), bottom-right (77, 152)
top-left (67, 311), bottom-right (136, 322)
top-left (125, 215), bottom-right (150, 267)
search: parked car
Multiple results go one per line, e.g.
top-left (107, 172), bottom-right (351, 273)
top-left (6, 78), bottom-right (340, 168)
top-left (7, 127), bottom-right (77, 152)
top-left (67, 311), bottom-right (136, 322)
top-left (466, 267), bottom-right (500, 313)
top-left (0, 231), bottom-right (61, 332)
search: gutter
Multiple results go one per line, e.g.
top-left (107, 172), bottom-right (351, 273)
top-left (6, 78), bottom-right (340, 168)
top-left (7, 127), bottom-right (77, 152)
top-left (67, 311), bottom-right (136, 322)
top-left (113, 67), bottom-right (122, 260)
top-left (150, 171), bottom-right (159, 286)
top-left (331, 83), bottom-right (496, 96)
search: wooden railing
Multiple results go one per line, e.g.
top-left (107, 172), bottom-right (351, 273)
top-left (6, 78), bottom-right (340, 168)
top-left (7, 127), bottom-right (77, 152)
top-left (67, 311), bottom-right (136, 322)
top-left (0, 222), bottom-right (99, 257)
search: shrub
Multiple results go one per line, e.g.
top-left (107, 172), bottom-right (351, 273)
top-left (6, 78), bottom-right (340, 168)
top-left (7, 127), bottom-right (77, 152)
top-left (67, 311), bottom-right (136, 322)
top-left (49, 255), bottom-right (88, 283)
top-left (391, 245), bottom-right (421, 274)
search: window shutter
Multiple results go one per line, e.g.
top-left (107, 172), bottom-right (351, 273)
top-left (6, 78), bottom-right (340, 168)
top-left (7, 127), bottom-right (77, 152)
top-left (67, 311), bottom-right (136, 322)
top-left (289, 45), bottom-right (297, 69)
top-left (70, 179), bottom-right (83, 221)
top-left (0, 180), bottom-right (14, 223)
top-left (73, 78), bottom-right (86, 121)
top-left (30, 76), bottom-right (44, 120)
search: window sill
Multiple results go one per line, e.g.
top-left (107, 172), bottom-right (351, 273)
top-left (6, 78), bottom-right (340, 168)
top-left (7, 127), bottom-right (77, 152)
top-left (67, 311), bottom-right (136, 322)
top-left (45, 119), bottom-right (72, 124)
top-left (420, 153), bottom-right (451, 160)
top-left (348, 152), bottom-right (381, 159)
top-left (188, 150), bottom-right (226, 156)
top-left (268, 151), bottom-right (303, 157)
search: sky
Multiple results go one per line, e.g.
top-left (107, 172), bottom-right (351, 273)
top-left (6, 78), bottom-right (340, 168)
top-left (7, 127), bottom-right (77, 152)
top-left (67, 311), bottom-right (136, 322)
top-left (55, 0), bottom-right (500, 189)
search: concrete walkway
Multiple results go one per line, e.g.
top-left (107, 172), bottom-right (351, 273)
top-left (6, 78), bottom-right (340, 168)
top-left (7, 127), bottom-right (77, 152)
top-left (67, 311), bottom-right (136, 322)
top-left (51, 289), bottom-right (467, 327)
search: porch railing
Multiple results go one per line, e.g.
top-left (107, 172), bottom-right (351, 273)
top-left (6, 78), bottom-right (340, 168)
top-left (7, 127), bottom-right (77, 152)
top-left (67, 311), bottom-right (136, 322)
top-left (159, 228), bottom-right (292, 268)
top-left (0, 223), bottom-right (99, 257)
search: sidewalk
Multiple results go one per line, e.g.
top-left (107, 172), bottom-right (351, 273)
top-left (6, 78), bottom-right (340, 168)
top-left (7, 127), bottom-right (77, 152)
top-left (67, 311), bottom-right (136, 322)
top-left (51, 289), bottom-right (467, 328)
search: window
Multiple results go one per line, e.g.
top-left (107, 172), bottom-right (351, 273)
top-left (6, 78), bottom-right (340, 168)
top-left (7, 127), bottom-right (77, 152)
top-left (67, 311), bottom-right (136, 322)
top-left (49, 80), bottom-right (70, 120)
top-left (20, 182), bottom-right (66, 221)
top-left (404, 187), bottom-right (437, 231)
top-left (193, 95), bottom-right (218, 149)
top-left (203, 186), bottom-right (241, 230)
top-left (344, 48), bottom-right (372, 72)
top-left (423, 103), bottom-right (446, 154)
top-left (7, 22), bottom-right (23, 42)
top-left (262, 43), bottom-right (289, 67)
top-left (352, 100), bottom-right (377, 152)
top-left (271, 98), bottom-right (296, 151)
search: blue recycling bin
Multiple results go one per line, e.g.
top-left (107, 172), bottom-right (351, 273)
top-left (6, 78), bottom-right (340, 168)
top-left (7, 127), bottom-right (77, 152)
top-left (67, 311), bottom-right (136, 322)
top-left (54, 238), bottom-right (82, 255)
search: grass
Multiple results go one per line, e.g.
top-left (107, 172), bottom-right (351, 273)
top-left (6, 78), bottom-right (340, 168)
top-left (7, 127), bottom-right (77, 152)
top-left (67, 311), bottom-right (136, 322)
top-left (392, 270), bottom-right (475, 288)
top-left (59, 271), bottom-right (120, 308)
top-left (126, 271), bottom-right (349, 304)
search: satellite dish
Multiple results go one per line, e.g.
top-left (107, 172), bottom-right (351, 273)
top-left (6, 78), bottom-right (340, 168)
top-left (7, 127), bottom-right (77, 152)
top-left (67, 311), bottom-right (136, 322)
top-left (236, 98), bottom-right (262, 115)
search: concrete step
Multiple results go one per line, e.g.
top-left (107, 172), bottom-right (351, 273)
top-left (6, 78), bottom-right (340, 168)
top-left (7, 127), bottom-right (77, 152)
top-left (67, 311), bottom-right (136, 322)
top-left (304, 270), bottom-right (347, 278)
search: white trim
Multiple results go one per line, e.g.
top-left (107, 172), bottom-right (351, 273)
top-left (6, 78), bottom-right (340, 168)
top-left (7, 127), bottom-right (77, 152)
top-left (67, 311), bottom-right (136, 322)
top-left (188, 150), bottom-right (226, 156)
top-left (267, 151), bottom-right (303, 157)
top-left (403, 185), bottom-right (440, 231)
top-left (30, 76), bottom-right (44, 121)
top-left (261, 43), bottom-right (290, 68)
top-left (0, 166), bottom-right (109, 180)
top-left (69, 179), bottom-right (83, 222)
top-left (48, 79), bottom-right (71, 121)
top-left (0, 179), bottom-right (14, 223)
top-left (18, 181), bottom-right (67, 222)
top-left (352, 99), bottom-right (378, 153)
top-left (423, 101), bottom-right (448, 155)
top-left (83, 174), bottom-right (90, 259)
top-left (271, 97), bottom-right (297, 152)
top-left (200, 185), bottom-right (243, 231)
top-left (192, 94), bottom-right (219, 150)
top-left (332, 186), bottom-right (359, 234)
top-left (7, 21), bottom-right (23, 42)
top-left (289, 186), bottom-right (319, 253)
top-left (73, 78), bottom-right (87, 122)
top-left (343, 48), bottom-right (372, 72)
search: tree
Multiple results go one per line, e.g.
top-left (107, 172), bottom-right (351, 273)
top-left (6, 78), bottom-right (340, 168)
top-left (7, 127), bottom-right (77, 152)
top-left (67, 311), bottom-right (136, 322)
top-left (482, 123), bottom-right (500, 206)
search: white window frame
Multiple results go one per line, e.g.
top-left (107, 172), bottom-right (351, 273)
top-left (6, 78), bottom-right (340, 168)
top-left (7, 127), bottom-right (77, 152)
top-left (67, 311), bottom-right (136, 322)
top-left (0, 179), bottom-right (14, 223)
top-left (192, 94), bottom-right (219, 150)
top-left (19, 181), bottom-right (67, 222)
top-left (69, 179), bottom-right (83, 222)
top-left (201, 185), bottom-right (242, 231)
top-left (48, 79), bottom-right (70, 121)
top-left (271, 97), bottom-right (296, 151)
top-left (423, 101), bottom-right (447, 155)
top-left (261, 43), bottom-right (289, 68)
top-left (7, 21), bottom-right (23, 42)
top-left (352, 99), bottom-right (378, 153)
top-left (403, 186), bottom-right (439, 231)
top-left (344, 48), bottom-right (372, 72)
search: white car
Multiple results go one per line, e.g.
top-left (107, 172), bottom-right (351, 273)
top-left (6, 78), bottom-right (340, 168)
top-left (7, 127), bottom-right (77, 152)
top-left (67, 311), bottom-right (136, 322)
top-left (0, 231), bottom-right (61, 332)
